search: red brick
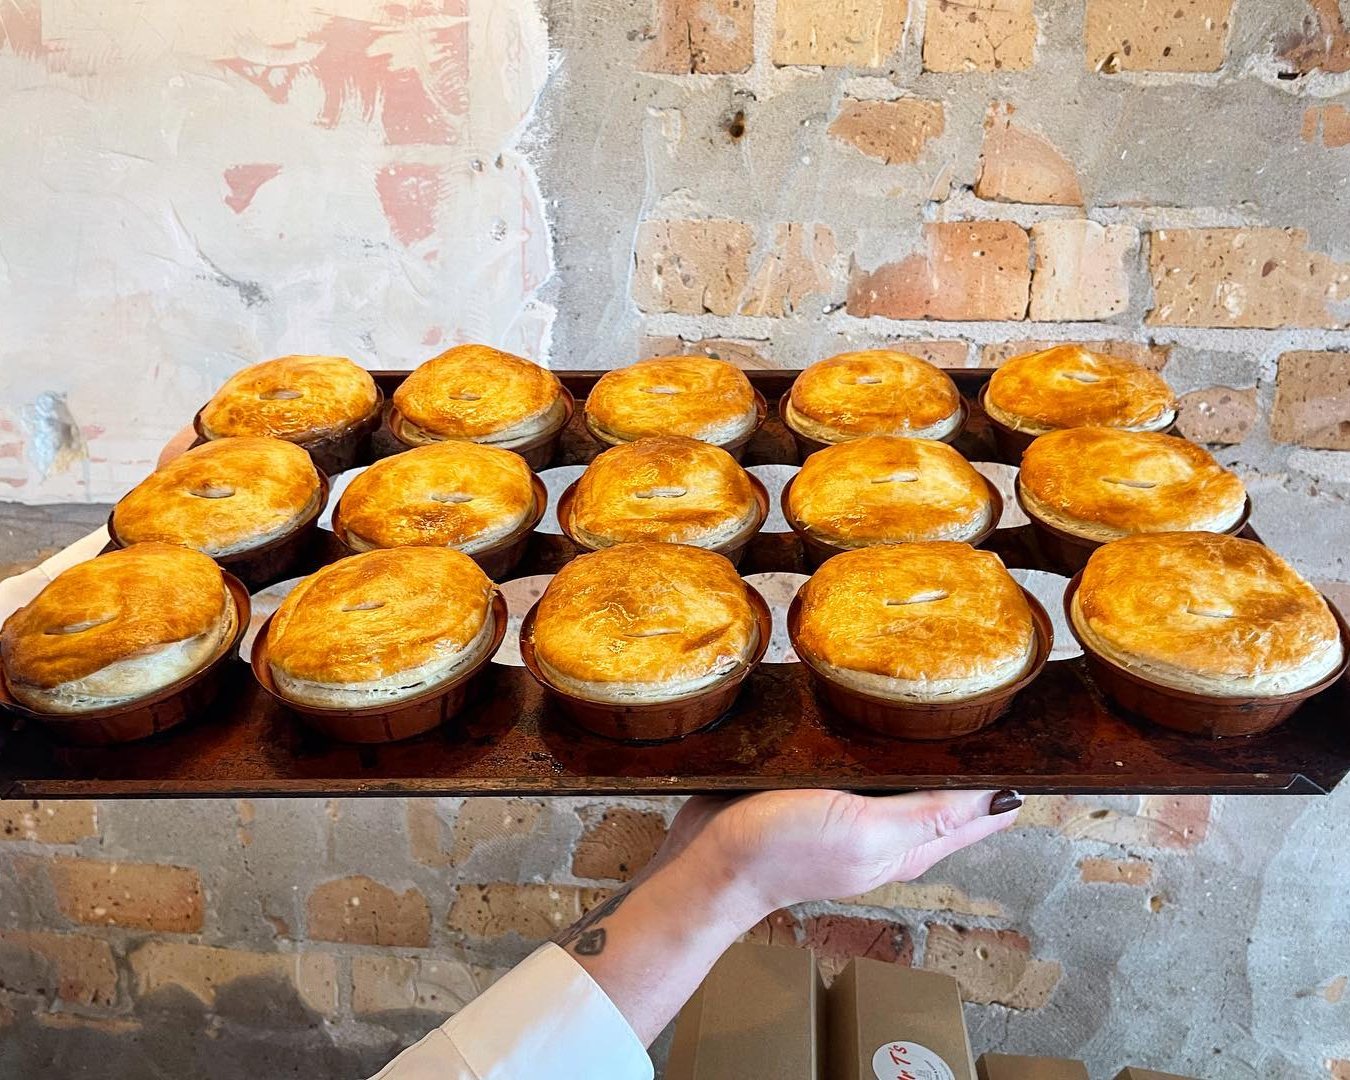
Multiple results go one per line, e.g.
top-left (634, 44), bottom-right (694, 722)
top-left (48, 857), bottom-right (203, 933)
top-left (1303, 105), bottom-right (1350, 148)
top-left (129, 941), bottom-right (337, 1016)
top-left (638, 0), bottom-right (754, 74)
top-left (306, 875), bottom-right (430, 948)
top-left (976, 103), bottom-right (1081, 206)
top-left (1086, 0), bottom-right (1232, 73)
top-left (572, 807), bottom-right (667, 881)
top-left (447, 883), bottom-right (612, 940)
top-left (844, 881), bottom-right (1005, 917)
top-left (1030, 220), bottom-right (1135, 321)
top-left (0, 800), bottom-right (96, 844)
top-left (980, 339), bottom-right (1169, 370)
top-left (1175, 385), bottom-right (1257, 445)
top-left (922, 925), bottom-right (1061, 1008)
top-left (829, 98), bottom-right (945, 165)
top-left (1148, 228), bottom-right (1350, 328)
top-left (632, 219), bottom-right (753, 316)
top-left (924, 0), bottom-right (1035, 72)
top-left (0, 929), bottom-right (117, 1007)
top-left (1079, 857), bottom-right (1154, 886)
top-left (1270, 351), bottom-right (1350, 449)
top-left (1331, 1061), bottom-right (1350, 1080)
top-left (774, 0), bottom-right (908, 67)
top-left (745, 908), bottom-right (912, 977)
top-left (1277, 0), bottom-right (1350, 77)
top-left (1024, 795), bottom-right (1211, 850)
top-left (740, 223), bottom-right (837, 316)
top-left (847, 222), bottom-right (1030, 321)
top-left (351, 955), bottom-right (503, 1015)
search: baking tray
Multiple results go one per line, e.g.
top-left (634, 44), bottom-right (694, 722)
top-left (2, 369), bottom-right (1347, 798)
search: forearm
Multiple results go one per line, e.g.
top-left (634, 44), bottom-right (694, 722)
top-left (556, 849), bottom-right (767, 1046)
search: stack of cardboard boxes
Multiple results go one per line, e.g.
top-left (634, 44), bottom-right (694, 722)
top-left (666, 944), bottom-right (1201, 1080)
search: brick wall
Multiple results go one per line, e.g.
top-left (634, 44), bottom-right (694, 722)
top-left (5, 0), bottom-right (1350, 1077)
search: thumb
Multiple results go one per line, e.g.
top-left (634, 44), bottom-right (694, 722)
top-left (862, 789), bottom-right (1022, 882)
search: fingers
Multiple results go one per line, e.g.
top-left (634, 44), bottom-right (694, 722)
top-left (857, 789), bottom-right (1021, 882)
top-left (888, 804), bottom-right (1020, 881)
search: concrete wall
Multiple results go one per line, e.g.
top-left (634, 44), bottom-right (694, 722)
top-left (3, 0), bottom-right (1350, 1077)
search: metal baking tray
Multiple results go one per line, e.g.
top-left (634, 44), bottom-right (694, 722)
top-left (2, 369), bottom-right (1346, 798)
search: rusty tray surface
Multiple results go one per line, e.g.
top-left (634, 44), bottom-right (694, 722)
top-left (2, 369), bottom-right (1347, 798)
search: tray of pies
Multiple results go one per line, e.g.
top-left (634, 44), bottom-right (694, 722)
top-left (2, 346), bottom-right (1347, 798)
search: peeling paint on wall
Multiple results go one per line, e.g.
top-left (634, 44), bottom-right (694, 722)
top-left (0, 0), bottom-right (552, 502)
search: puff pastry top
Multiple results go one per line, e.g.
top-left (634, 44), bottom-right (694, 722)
top-left (337, 442), bottom-right (537, 554)
top-left (113, 437), bottom-right (322, 556)
top-left (531, 543), bottom-right (758, 701)
top-left (266, 548), bottom-right (494, 687)
top-left (1, 543), bottom-right (233, 701)
top-left (788, 436), bottom-right (993, 548)
top-left (985, 346), bottom-right (1176, 435)
top-left (795, 543), bottom-right (1035, 701)
top-left (1072, 533), bottom-right (1343, 696)
top-left (585, 357), bottom-right (757, 445)
top-left (786, 351), bottom-right (962, 443)
top-left (568, 437), bottom-right (758, 548)
top-left (1019, 428), bottom-right (1247, 542)
top-left (392, 345), bottom-right (565, 446)
top-left (200, 355), bottom-right (379, 442)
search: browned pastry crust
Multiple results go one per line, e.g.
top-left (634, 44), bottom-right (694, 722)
top-left (584, 357), bottom-right (757, 445)
top-left (795, 543), bottom-right (1035, 701)
top-left (531, 542), bottom-right (757, 701)
top-left (392, 344), bottom-right (565, 446)
top-left (1, 543), bottom-right (235, 712)
top-left (337, 442), bottom-right (537, 553)
top-left (199, 355), bottom-right (379, 442)
top-left (1018, 427), bottom-right (1247, 541)
top-left (1071, 533), bottom-right (1343, 696)
top-left (985, 345), bottom-right (1176, 434)
top-left (265, 548), bottom-right (495, 706)
top-left (568, 436), bottom-right (758, 548)
top-left (786, 351), bottom-right (962, 443)
top-left (788, 436), bottom-right (993, 547)
top-left (112, 437), bottom-right (322, 556)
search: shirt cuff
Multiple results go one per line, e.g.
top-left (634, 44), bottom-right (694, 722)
top-left (446, 943), bottom-right (653, 1080)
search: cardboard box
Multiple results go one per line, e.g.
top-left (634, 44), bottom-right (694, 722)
top-left (828, 958), bottom-right (976, 1080)
top-left (665, 942), bottom-right (824, 1079)
top-left (1113, 1070), bottom-right (1201, 1080)
top-left (977, 1053), bottom-right (1089, 1080)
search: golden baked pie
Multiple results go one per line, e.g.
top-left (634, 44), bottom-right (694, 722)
top-left (1, 543), bottom-right (237, 714)
top-left (788, 436), bottom-right (993, 548)
top-left (584, 357), bottom-right (757, 446)
top-left (199, 355), bottom-right (379, 442)
top-left (567, 436), bottom-right (759, 549)
top-left (985, 345), bottom-right (1176, 435)
top-left (112, 437), bottom-right (322, 556)
top-left (392, 344), bottom-right (565, 448)
top-left (785, 351), bottom-right (962, 443)
top-left (1071, 533), bottom-right (1343, 696)
top-left (795, 543), bottom-right (1035, 701)
top-left (1019, 428), bottom-right (1246, 542)
top-left (531, 542), bottom-right (758, 702)
top-left (337, 442), bottom-right (537, 554)
top-left (265, 547), bottom-right (496, 708)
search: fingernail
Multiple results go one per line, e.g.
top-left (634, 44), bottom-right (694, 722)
top-left (988, 789), bottom-right (1022, 815)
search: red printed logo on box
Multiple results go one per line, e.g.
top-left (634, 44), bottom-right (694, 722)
top-left (871, 1041), bottom-right (956, 1080)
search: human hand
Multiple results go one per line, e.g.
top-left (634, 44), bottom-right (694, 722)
top-left (650, 788), bottom-right (1021, 918)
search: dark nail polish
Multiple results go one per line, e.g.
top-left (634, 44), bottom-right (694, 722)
top-left (989, 789), bottom-right (1022, 815)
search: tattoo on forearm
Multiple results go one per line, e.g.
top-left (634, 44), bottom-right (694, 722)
top-left (554, 888), bottom-right (629, 956)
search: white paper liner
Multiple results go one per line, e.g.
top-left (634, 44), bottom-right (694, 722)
top-left (747, 464), bottom-right (800, 534)
top-left (741, 572), bottom-right (810, 663)
top-left (970, 461), bottom-right (1026, 529)
top-left (534, 466), bottom-right (587, 535)
top-left (494, 574), bottom-right (556, 667)
top-left (1008, 568), bottom-right (1080, 661)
